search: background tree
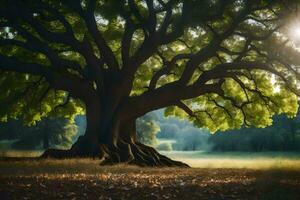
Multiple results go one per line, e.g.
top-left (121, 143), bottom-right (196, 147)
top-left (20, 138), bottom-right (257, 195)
top-left (0, 117), bottom-right (78, 150)
top-left (209, 113), bottom-right (300, 151)
top-left (135, 109), bottom-right (300, 152)
top-left (141, 110), bottom-right (211, 151)
top-left (0, 0), bottom-right (300, 166)
top-left (136, 112), bottom-right (160, 146)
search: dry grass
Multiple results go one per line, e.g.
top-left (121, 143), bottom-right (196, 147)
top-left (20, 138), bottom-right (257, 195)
top-left (1, 159), bottom-right (300, 200)
top-left (1, 151), bottom-right (300, 199)
top-left (0, 150), bottom-right (42, 158)
top-left (1, 150), bottom-right (300, 170)
top-left (160, 151), bottom-right (300, 170)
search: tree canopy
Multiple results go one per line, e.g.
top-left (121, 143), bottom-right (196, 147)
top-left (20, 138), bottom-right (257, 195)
top-left (1, 0), bottom-right (300, 165)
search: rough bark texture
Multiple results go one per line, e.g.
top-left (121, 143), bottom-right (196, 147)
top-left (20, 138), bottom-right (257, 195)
top-left (41, 119), bottom-right (189, 167)
top-left (41, 100), bottom-right (189, 167)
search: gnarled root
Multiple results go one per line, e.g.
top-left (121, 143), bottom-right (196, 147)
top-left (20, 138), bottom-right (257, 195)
top-left (128, 142), bottom-right (189, 167)
top-left (41, 139), bottom-right (189, 167)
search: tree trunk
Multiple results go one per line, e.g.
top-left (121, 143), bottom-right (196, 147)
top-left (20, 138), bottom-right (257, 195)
top-left (42, 120), bottom-right (49, 149)
top-left (41, 101), bottom-right (188, 167)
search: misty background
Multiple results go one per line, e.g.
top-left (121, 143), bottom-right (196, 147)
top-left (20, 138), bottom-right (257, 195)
top-left (1, 109), bottom-right (300, 152)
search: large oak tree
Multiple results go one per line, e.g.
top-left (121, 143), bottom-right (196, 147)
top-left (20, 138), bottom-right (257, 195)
top-left (1, 0), bottom-right (300, 166)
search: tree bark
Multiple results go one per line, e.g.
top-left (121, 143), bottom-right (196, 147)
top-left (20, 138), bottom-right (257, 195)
top-left (41, 100), bottom-right (189, 167)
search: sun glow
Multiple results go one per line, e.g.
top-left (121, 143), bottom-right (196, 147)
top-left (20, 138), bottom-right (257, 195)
top-left (291, 26), bottom-right (300, 40)
top-left (288, 21), bottom-right (300, 45)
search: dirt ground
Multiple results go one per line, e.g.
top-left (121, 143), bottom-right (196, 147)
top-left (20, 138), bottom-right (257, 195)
top-left (0, 158), bottom-right (300, 200)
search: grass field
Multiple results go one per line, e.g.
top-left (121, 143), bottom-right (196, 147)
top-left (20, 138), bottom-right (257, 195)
top-left (161, 151), bottom-right (300, 169)
top-left (0, 151), bottom-right (300, 199)
top-left (2, 150), bottom-right (300, 169)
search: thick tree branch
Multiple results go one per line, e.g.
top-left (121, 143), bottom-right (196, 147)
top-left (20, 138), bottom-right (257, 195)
top-left (121, 13), bottom-right (136, 67)
top-left (0, 55), bottom-right (50, 78)
top-left (54, 93), bottom-right (71, 111)
top-left (175, 101), bottom-right (196, 117)
top-left (178, 3), bottom-right (253, 85)
top-left (149, 53), bottom-right (192, 90)
top-left (1, 0), bottom-right (105, 85)
top-left (124, 81), bottom-right (224, 121)
top-left (0, 37), bottom-right (84, 76)
top-left (82, 0), bottom-right (119, 71)
top-left (145, 0), bottom-right (156, 33)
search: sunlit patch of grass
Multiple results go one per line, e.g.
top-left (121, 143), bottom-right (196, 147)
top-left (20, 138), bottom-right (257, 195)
top-left (0, 150), bottom-right (43, 157)
top-left (160, 151), bottom-right (300, 170)
top-left (1, 150), bottom-right (300, 170)
top-left (173, 158), bottom-right (300, 170)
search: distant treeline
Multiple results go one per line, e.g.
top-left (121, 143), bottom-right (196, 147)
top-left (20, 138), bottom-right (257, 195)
top-left (136, 110), bottom-right (211, 151)
top-left (210, 114), bottom-right (300, 152)
top-left (0, 118), bottom-right (78, 150)
top-left (137, 110), bottom-right (300, 152)
top-left (1, 110), bottom-right (300, 152)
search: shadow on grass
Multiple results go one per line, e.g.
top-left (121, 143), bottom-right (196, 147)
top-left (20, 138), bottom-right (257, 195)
top-left (1, 158), bottom-right (300, 200)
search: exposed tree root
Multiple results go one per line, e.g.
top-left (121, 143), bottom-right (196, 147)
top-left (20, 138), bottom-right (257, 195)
top-left (41, 139), bottom-right (189, 167)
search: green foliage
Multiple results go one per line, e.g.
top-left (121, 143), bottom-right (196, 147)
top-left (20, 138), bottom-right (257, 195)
top-left (0, 117), bottom-right (78, 150)
top-left (140, 110), bottom-right (211, 151)
top-left (0, 0), bottom-right (300, 136)
top-left (140, 109), bottom-right (300, 152)
top-left (209, 113), bottom-right (300, 151)
top-left (136, 113), bottom-right (160, 145)
top-left (0, 72), bottom-right (84, 125)
top-left (164, 69), bottom-right (298, 133)
top-left (156, 142), bottom-right (173, 151)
